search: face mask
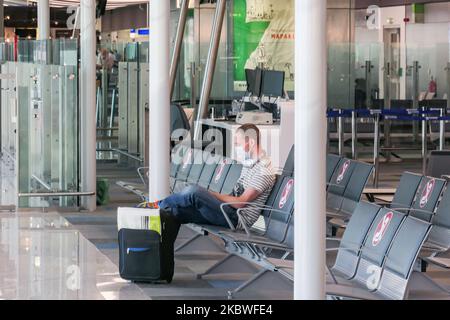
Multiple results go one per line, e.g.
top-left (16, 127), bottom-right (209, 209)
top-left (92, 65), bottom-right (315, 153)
top-left (235, 146), bottom-right (256, 167)
top-left (235, 146), bottom-right (246, 163)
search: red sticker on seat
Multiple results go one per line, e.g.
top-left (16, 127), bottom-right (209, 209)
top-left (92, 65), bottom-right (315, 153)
top-left (419, 179), bottom-right (435, 209)
top-left (372, 212), bottom-right (394, 247)
top-left (279, 179), bottom-right (294, 209)
top-left (336, 160), bottom-right (351, 184)
top-left (215, 162), bottom-right (226, 183)
top-left (182, 150), bottom-right (193, 170)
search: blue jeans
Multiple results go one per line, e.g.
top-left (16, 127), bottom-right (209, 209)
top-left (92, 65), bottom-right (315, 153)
top-left (159, 185), bottom-right (238, 229)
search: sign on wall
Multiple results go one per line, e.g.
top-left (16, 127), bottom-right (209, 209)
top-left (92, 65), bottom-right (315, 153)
top-left (233, 0), bottom-right (295, 92)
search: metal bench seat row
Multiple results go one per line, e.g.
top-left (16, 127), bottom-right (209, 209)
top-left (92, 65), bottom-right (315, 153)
top-left (231, 197), bottom-right (450, 300)
top-left (171, 147), bottom-right (361, 249)
top-left (167, 144), bottom-right (450, 299)
top-left (170, 144), bottom-right (294, 227)
top-left (170, 144), bottom-right (295, 258)
top-left (328, 168), bottom-right (450, 267)
top-left (327, 169), bottom-right (447, 233)
top-left (168, 147), bottom-right (378, 297)
top-left (169, 145), bottom-right (374, 252)
top-left (216, 168), bottom-right (450, 299)
top-left (325, 202), bottom-right (444, 300)
top-left (326, 156), bottom-right (374, 218)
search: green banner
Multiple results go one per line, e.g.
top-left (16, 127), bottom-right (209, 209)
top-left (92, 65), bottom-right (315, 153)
top-left (233, 0), bottom-right (295, 92)
top-left (233, 0), bottom-right (269, 85)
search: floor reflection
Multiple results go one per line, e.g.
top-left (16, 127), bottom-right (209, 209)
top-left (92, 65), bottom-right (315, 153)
top-left (0, 212), bottom-right (147, 300)
top-left (0, 154), bottom-right (16, 207)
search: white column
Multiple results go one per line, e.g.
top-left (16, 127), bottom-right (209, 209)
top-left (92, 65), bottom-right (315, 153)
top-left (37, 0), bottom-right (50, 40)
top-left (80, 0), bottom-right (97, 211)
top-left (294, 0), bottom-right (327, 300)
top-left (148, 0), bottom-right (171, 202)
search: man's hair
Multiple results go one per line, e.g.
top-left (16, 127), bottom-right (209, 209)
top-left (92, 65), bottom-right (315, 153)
top-left (237, 124), bottom-right (260, 147)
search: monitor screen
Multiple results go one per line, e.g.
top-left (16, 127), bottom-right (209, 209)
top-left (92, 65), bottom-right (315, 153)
top-left (261, 70), bottom-right (285, 98)
top-left (96, 0), bottom-right (108, 18)
top-left (245, 69), bottom-right (255, 94)
top-left (245, 68), bottom-right (262, 97)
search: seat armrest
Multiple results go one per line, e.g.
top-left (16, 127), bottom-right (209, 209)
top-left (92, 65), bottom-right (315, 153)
top-left (137, 167), bottom-right (149, 187)
top-left (219, 202), bottom-right (276, 231)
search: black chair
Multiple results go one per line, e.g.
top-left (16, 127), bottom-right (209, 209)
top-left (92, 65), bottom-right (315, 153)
top-left (282, 146), bottom-right (295, 176)
top-left (172, 148), bottom-right (196, 193)
top-left (375, 217), bottom-right (431, 300)
top-left (338, 161), bottom-right (374, 217)
top-left (208, 158), bottom-right (234, 193)
top-left (328, 215), bottom-right (432, 300)
top-left (422, 186), bottom-right (450, 268)
top-left (389, 172), bottom-right (423, 210)
top-left (327, 154), bottom-right (342, 185)
top-left (197, 152), bottom-right (220, 189)
top-left (326, 158), bottom-right (357, 214)
top-left (426, 151), bottom-right (450, 178)
top-left (352, 208), bottom-right (405, 287)
top-left (221, 164), bottom-right (243, 195)
top-left (330, 202), bottom-right (382, 280)
top-left (399, 176), bottom-right (446, 222)
top-left (186, 150), bottom-right (207, 185)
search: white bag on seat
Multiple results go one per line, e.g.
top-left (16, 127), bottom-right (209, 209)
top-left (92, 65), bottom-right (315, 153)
top-left (117, 207), bottom-right (161, 235)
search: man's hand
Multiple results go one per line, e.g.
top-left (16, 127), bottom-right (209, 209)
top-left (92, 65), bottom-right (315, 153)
top-left (210, 188), bottom-right (262, 209)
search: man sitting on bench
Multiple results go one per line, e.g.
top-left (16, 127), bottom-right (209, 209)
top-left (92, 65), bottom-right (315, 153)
top-left (149, 124), bottom-right (276, 229)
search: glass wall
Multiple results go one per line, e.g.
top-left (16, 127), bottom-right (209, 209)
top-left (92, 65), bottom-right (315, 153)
top-left (0, 40), bottom-right (80, 208)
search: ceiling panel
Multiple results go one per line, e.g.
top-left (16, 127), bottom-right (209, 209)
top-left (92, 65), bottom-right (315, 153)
top-left (4, 0), bottom-right (149, 10)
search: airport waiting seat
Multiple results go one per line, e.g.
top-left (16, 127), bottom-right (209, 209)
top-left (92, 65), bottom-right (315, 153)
top-left (186, 150), bottom-right (207, 185)
top-left (216, 176), bottom-right (295, 246)
top-left (349, 208), bottom-right (405, 287)
top-left (329, 172), bottom-right (431, 233)
top-left (326, 210), bottom-right (437, 300)
top-left (336, 161), bottom-right (374, 217)
top-left (374, 217), bottom-right (432, 300)
top-left (326, 160), bottom-right (374, 233)
top-left (207, 158), bottom-right (234, 193)
top-left (152, 144), bottom-right (449, 299)
top-left (388, 172), bottom-right (423, 210)
top-left (221, 180), bottom-right (381, 297)
top-left (422, 185), bottom-right (450, 268)
top-left (172, 148), bottom-right (196, 192)
top-left (220, 163), bottom-right (243, 195)
top-left (330, 202), bottom-right (382, 280)
top-left (170, 144), bottom-right (185, 178)
top-left (228, 201), bottom-right (447, 300)
top-left (178, 154), bottom-right (295, 281)
top-left (395, 176), bottom-right (446, 222)
top-left (282, 146), bottom-right (295, 176)
top-left (426, 151), bottom-right (450, 178)
top-left (170, 144), bottom-right (190, 190)
top-left (327, 154), bottom-right (341, 185)
top-left (326, 158), bottom-right (357, 213)
top-left (191, 175), bottom-right (295, 256)
top-left (328, 216), bottom-right (433, 300)
top-left (171, 103), bottom-right (191, 132)
top-left (175, 150), bottom-right (370, 255)
top-left (172, 149), bottom-right (205, 192)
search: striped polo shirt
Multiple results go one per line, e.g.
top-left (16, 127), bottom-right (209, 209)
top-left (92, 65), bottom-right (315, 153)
top-left (232, 155), bottom-right (276, 229)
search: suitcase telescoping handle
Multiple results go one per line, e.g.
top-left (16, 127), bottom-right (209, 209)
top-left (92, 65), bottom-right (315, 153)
top-left (127, 247), bottom-right (152, 255)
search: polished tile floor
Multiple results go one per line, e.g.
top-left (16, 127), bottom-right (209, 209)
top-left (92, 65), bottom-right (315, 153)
top-left (0, 212), bottom-right (148, 300)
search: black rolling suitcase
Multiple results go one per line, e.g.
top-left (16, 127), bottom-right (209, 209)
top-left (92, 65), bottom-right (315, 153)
top-left (118, 210), bottom-right (180, 283)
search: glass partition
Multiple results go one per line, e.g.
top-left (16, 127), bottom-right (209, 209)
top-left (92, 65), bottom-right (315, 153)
top-left (327, 42), bottom-right (382, 110)
top-left (0, 40), bottom-right (80, 208)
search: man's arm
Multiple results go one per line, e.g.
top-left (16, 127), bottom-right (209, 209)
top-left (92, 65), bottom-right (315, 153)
top-left (210, 188), bottom-right (262, 209)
